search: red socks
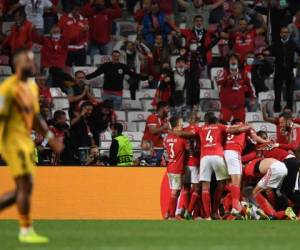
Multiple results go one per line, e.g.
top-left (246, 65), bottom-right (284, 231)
top-left (202, 190), bottom-right (211, 218)
top-left (231, 185), bottom-right (241, 211)
top-left (254, 193), bottom-right (275, 217)
top-left (188, 192), bottom-right (199, 214)
top-left (169, 194), bottom-right (178, 218)
top-left (222, 193), bottom-right (232, 213)
top-left (182, 190), bottom-right (190, 210)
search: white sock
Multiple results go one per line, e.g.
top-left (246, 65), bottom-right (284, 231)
top-left (20, 227), bottom-right (33, 235)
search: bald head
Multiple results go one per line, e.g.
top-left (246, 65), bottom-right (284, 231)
top-left (13, 48), bottom-right (35, 81)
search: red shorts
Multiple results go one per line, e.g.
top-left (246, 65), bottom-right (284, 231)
top-left (220, 106), bottom-right (245, 122)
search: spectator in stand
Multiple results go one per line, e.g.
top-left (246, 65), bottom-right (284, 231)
top-left (86, 50), bottom-right (145, 109)
top-left (227, 1), bottom-right (265, 32)
top-left (263, 27), bottom-right (300, 112)
top-left (82, 0), bottom-right (121, 58)
top-left (59, 3), bottom-right (89, 66)
top-left (144, 33), bottom-right (174, 85)
top-left (142, 101), bottom-right (170, 165)
top-left (36, 71), bottom-right (53, 108)
top-left (0, 9), bottom-right (33, 54)
top-left (170, 57), bottom-right (186, 117)
top-left (70, 101), bottom-right (95, 165)
top-left (177, 0), bottom-right (224, 29)
top-left (114, 39), bottom-right (143, 100)
top-left (49, 110), bottom-right (69, 165)
top-left (68, 70), bottom-right (95, 119)
top-left (136, 140), bottom-right (157, 166)
top-left (217, 54), bottom-right (255, 122)
top-left (288, 10), bottom-right (300, 45)
top-left (223, 18), bottom-right (266, 61)
top-left (251, 52), bottom-right (274, 95)
top-left (134, 0), bottom-right (152, 23)
top-left (44, 0), bottom-right (60, 34)
top-left (141, 1), bottom-right (172, 45)
top-left (109, 123), bottom-right (133, 166)
top-left (40, 104), bottom-right (53, 125)
top-left (9, 0), bottom-right (63, 34)
top-left (89, 99), bottom-right (117, 146)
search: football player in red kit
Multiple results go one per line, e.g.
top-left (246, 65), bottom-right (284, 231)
top-left (198, 112), bottom-right (251, 219)
top-left (164, 116), bottom-right (187, 219)
top-left (224, 119), bottom-right (269, 215)
top-left (181, 112), bottom-right (201, 219)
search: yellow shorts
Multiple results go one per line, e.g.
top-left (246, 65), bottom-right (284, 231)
top-left (2, 147), bottom-right (36, 178)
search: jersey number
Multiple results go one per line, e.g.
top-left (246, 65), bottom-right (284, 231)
top-left (169, 143), bottom-right (175, 158)
top-left (227, 134), bottom-right (234, 140)
top-left (206, 130), bottom-right (213, 143)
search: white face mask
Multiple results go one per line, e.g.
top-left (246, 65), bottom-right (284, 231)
top-left (177, 67), bottom-right (185, 74)
top-left (281, 36), bottom-right (289, 43)
top-left (246, 58), bottom-right (255, 65)
top-left (126, 50), bottom-right (134, 55)
top-left (52, 33), bottom-right (61, 40)
top-left (189, 44), bottom-right (198, 51)
top-left (230, 63), bottom-right (238, 70)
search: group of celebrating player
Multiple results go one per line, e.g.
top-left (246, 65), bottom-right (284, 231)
top-left (164, 111), bottom-right (300, 220)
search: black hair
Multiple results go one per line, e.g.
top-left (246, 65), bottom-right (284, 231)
top-left (112, 50), bottom-right (121, 55)
top-left (204, 112), bottom-right (215, 123)
top-left (14, 7), bottom-right (26, 18)
top-left (193, 15), bottom-right (203, 21)
top-left (74, 70), bottom-right (85, 77)
top-left (53, 110), bottom-right (66, 121)
top-left (231, 118), bottom-right (242, 125)
top-left (176, 57), bottom-right (185, 64)
top-left (282, 112), bottom-right (292, 119)
top-left (156, 101), bottom-right (168, 111)
top-left (257, 130), bottom-right (268, 138)
top-left (169, 116), bottom-right (181, 129)
top-left (80, 101), bottom-right (93, 110)
top-left (111, 123), bottom-right (123, 135)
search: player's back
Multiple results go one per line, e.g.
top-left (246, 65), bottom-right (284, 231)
top-left (224, 132), bottom-right (247, 154)
top-left (164, 133), bottom-right (186, 174)
top-left (198, 124), bottom-right (227, 158)
top-left (184, 124), bottom-right (200, 166)
top-left (0, 75), bottom-right (39, 152)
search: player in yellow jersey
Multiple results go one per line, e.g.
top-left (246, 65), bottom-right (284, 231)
top-left (0, 48), bottom-right (64, 244)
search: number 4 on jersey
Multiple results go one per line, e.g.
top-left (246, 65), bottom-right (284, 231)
top-left (206, 130), bottom-right (213, 143)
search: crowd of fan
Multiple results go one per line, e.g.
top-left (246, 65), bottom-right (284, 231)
top-left (1, 0), bottom-right (300, 166)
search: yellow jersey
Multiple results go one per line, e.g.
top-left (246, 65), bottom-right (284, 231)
top-left (0, 75), bottom-right (40, 154)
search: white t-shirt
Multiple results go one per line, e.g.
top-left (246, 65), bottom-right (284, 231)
top-left (19, 0), bottom-right (53, 30)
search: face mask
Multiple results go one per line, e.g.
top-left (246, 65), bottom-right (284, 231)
top-left (281, 37), bottom-right (289, 43)
top-left (177, 67), bottom-right (185, 74)
top-left (52, 33), bottom-right (61, 40)
top-left (190, 44), bottom-right (198, 51)
top-left (246, 58), bottom-right (255, 65)
top-left (21, 68), bottom-right (33, 81)
top-left (230, 63), bottom-right (238, 70)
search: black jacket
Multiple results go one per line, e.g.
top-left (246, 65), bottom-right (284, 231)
top-left (86, 62), bottom-right (142, 92)
top-left (266, 40), bottom-right (300, 71)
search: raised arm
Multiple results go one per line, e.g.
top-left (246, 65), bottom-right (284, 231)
top-left (86, 65), bottom-right (105, 80)
top-left (210, 0), bottom-right (225, 10)
top-left (177, 0), bottom-right (189, 9)
top-left (227, 125), bottom-right (251, 134)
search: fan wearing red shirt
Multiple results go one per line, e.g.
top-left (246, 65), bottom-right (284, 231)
top-left (262, 105), bottom-right (300, 144)
top-left (217, 54), bottom-right (255, 122)
top-left (142, 101), bottom-right (170, 165)
top-left (164, 116), bottom-right (187, 219)
top-left (225, 18), bottom-right (266, 61)
top-left (58, 3), bottom-right (89, 66)
top-left (1, 9), bottom-right (33, 53)
top-left (224, 119), bottom-right (268, 215)
top-left (198, 112), bottom-right (250, 219)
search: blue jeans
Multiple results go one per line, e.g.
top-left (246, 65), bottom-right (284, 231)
top-left (102, 94), bottom-right (122, 110)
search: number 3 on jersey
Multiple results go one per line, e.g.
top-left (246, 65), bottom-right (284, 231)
top-left (205, 130), bottom-right (213, 143)
top-left (169, 142), bottom-right (175, 158)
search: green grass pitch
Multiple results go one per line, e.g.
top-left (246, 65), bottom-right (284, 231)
top-left (0, 220), bottom-right (298, 250)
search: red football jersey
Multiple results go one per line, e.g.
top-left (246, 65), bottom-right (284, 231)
top-left (198, 124), bottom-right (228, 158)
top-left (225, 129), bottom-right (254, 154)
top-left (184, 124), bottom-right (200, 167)
top-left (143, 114), bottom-right (168, 147)
top-left (164, 133), bottom-right (186, 174)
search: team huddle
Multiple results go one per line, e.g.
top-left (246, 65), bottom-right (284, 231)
top-left (164, 112), bottom-right (300, 220)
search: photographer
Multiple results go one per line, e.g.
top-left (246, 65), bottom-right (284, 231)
top-left (67, 70), bottom-right (95, 119)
